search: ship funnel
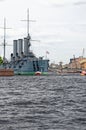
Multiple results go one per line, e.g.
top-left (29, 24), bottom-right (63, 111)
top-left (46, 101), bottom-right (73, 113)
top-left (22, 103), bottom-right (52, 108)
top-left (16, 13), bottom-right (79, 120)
top-left (24, 37), bottom-right (28, 56)
top-left (13, 40), bottom-right (17, 58)
top-left (18, 39), bottom-right (23, 57)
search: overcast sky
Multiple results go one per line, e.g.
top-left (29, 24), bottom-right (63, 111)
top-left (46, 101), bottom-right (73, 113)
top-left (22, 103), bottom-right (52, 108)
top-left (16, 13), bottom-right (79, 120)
top-left (0, 0), bottom-right (86, 64)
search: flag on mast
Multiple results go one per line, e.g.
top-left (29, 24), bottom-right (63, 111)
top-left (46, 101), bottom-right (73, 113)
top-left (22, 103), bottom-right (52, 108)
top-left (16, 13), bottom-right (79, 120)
top-left (45, 51), bottom-right (49, 59)
top-left (46, 51), bottom-right (49, 54)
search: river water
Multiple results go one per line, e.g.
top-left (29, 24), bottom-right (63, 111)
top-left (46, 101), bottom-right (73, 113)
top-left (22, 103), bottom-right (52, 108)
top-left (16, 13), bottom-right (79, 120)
top-left (0, 75), bottom-right (86, 130)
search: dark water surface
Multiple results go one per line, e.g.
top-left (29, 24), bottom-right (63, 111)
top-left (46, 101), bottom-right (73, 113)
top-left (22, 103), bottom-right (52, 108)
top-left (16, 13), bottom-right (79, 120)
top-left (0, 75), bottom-right (86, 130)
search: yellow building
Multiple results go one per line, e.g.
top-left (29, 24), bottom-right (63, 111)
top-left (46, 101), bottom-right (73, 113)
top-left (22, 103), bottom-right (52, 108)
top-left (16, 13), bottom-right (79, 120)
top-left (79, 59), bottom-right (86, 69)
top-left (68, 57), bottom-right (86, 69)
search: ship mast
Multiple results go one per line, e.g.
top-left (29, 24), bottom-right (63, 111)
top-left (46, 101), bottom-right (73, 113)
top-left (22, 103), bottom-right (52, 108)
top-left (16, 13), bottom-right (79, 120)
top-left (26, 9), bottom-right (40, 42)
top-left (21, 8), bottom-right (35, 37)
top-left (3, 18), bottom-right (6, 62)
top-left (3, 18), bottom-right (11, 63)
top-left (0, 18), bottom-right (11, 63)
top-left (0, 18), bottom-right (7, 62)
top-left (27, 8), bottom-right (29, 36)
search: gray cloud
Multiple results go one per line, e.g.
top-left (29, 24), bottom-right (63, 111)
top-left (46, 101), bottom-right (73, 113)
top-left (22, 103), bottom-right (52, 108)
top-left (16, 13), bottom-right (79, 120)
top-left (51, 1), bottom-right (86, 8)
top-left (74, 1), bottom-right (86, 6)
top-left (51, 3), bottom-right (67, 8)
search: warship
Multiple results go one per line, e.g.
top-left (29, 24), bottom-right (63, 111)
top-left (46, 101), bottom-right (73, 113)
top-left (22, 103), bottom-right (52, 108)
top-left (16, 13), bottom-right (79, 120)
top-left (0, 10), bottom-right (49, 75)
top-left (6, 34), bottom-right (49, 75)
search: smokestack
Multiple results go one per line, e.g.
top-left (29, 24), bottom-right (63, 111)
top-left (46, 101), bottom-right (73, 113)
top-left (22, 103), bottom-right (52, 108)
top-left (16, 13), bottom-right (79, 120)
top-left (24, 37), bottom-right (28, 56)
top-left (13, 40), bottom-right (17, 58)
top-left (18, 39), bottom-right (23, 57)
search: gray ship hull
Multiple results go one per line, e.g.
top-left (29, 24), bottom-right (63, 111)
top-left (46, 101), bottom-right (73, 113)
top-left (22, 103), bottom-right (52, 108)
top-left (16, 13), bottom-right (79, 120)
top-left (8, 57), bottom-right (49, 75)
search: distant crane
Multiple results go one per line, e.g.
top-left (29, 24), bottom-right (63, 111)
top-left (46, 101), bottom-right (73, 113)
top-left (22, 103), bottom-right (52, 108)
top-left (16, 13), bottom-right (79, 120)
top-left (82, 48), bottom-right (85, 58)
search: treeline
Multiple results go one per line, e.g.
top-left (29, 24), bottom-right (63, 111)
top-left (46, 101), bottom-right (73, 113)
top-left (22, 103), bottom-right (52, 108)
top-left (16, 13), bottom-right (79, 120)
top-left (0, 56), bottom-right (3, 64)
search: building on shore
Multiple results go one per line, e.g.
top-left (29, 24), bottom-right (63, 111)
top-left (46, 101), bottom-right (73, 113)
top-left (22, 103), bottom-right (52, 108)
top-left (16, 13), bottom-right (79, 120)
top-left (49, 56), bottom-right (86, 73)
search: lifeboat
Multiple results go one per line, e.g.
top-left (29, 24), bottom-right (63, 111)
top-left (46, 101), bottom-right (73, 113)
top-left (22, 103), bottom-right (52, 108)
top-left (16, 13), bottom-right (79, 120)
top-left (81, 70), bottom-right (86, 76)
top-left (35, 71), bottom-right (42, 76)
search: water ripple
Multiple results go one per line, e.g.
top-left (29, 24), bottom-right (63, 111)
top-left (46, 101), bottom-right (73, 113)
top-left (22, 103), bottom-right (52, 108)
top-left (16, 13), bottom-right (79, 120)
top-left (0, 75), bottom-right (86, 130)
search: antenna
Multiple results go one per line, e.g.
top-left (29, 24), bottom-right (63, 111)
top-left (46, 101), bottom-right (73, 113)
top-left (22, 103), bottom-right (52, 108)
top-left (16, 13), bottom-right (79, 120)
top-left (0, 18), bottom-right (11, 62)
